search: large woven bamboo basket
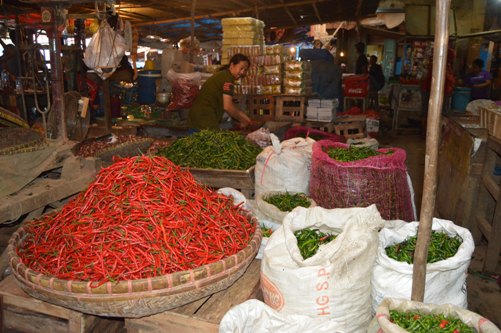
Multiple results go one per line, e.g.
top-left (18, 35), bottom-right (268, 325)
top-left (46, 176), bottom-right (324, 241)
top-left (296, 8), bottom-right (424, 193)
top-left (7, 224), bottom-right (261, 318)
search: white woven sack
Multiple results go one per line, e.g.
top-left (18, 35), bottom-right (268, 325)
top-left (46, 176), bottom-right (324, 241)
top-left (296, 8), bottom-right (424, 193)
top-left (219, 299), bottom-right (347, 333)
top-left (367, 298), bottom-right (501, 333)
top-left (254, 134), bottom-right (314, 197)
top-left (255, 191), bottom-right (317, 223)
top-left (372, 218), bottom-right (475, 313)
top-left (261, 205), bottom-right (384, 333)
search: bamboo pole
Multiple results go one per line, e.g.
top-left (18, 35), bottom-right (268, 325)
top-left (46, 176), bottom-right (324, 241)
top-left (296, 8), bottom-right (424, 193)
top-left (189, 0), bottom-right (197, 64)
top-left (411, 0), bottom-right (451, 302)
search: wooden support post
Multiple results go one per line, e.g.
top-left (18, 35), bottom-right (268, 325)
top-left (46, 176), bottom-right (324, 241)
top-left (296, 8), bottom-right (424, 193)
top-left (103, 79), bottom-right (112, 133)
top-left (412, 0), bottom-right (451, 302)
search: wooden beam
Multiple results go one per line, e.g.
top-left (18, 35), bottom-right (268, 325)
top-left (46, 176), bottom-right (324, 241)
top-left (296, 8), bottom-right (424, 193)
top-left (281, 0), bottom-right (298, 25)
top-left (312, 2), bottom-right (322, 22)
top-left (134, 0), bottom-right (331, 27)
top-left (412, 0), bottom-right (451, 302)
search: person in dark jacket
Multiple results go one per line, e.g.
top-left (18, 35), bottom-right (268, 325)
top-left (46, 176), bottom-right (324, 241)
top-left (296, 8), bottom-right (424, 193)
top-left (298, 48), bottom-right (342, 100)
top-left (355, 42), bottom-right (368, 75)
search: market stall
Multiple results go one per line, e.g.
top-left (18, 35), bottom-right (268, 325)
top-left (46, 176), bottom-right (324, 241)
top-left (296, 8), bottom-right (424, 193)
top-left (0, 0), bottom-right (501, 331)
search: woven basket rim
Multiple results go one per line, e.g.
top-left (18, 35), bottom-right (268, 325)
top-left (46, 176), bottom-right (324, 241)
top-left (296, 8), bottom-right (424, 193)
top-left (8, 220), bottom-right (261, 297)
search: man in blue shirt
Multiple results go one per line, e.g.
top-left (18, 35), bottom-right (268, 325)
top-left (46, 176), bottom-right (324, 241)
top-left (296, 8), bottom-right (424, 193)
top-left (466, 58), bottom-right (492, 100)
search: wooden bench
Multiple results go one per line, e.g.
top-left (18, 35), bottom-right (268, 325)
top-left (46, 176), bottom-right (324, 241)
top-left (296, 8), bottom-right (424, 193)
top-left (125, 259), bottom-right (262, 333)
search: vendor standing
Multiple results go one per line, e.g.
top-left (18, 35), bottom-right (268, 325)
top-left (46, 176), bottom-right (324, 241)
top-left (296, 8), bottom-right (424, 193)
top-left (465, 58), bottom-right (492, 100)
top-left (188, 53), bottom-right (252, 130)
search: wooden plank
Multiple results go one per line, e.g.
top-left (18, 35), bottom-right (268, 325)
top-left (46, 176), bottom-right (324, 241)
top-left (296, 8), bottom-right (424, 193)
top-left (476, 216), bottom-right (492, 241)
top-left (0, 157), bottom-right (99, 223)
top-left (0, 276), bottom-right (74, 320)
top-left (3, 306), bottom-right (68, 333)
top-left (126, 259), bottom-right (262, 333)
top-left (189, 166), bottom-right (255, 195)
top-left (194, 258), bottom-right (261, 323)
top-left (0, 275), bottom-right (124, 333)
top-left (483, 174), bottom-right (500, 200)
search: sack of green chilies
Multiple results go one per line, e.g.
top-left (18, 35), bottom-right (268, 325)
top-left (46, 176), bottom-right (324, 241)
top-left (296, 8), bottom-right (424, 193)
top-left (372, 219), bottom-right (475, 313)
top-left (366, 298), bottom-right (501, 333)
top-left (259, 204), bottom-right (384, 333)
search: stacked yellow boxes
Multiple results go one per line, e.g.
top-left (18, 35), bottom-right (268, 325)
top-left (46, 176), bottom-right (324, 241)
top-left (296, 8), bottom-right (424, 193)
top-left (283, 60), bottom-right (313, 95)
top-left (221, 17), bottom-right (265, 65)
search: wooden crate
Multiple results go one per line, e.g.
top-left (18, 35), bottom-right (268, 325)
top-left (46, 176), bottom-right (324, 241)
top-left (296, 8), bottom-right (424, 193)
top-left (125, 259), bottom-right (262, 333)
top-left (189, 166), bottom-right (255, 198)
top-left (303, 120), bottom-right (335, 133)
top-left (0, 275), bottom-right (124, 333)
top-left (480, 107), bottom-right (501, 140)
top-left (275, 95), bottom-right (306, 121)
top-left (333, 115), bottom-right (367, 139)
top-left (248, 95), bottom-right (275, 121)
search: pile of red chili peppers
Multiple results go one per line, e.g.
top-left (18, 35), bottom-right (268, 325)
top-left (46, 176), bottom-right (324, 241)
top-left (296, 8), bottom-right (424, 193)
top-left (17, 156), bottom-right (256, 286)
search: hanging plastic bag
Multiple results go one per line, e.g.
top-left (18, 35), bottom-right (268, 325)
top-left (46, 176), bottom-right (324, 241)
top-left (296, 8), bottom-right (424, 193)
top-left (83, 22), bottom-right (127, 80)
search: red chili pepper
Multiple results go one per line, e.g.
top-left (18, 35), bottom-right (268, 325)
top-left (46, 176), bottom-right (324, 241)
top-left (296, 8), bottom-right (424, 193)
top-left (440, 319), bottom-right (449, 328)
top-left (17, 156), bottom-right (256, 287)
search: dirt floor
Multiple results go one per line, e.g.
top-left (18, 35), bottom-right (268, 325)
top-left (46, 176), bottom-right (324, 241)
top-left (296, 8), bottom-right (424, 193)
top-left (379, 131), bottom-right (501, 328)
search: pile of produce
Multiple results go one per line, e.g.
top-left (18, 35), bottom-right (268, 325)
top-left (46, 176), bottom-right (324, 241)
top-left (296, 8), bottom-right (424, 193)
top-left (325, 146), bottom-right (393, 162)
top-left (309, 141), bottom-right (415, 221)
top-left (264, 192), bottom-right (312, 212)
top-left (74, 134), bottom-right (153, 159)
top-left (156, 130), bottom-right (261, 170)
top-left (294, 228), bottom-right (337, 259)
top-left (390, 310), bottom-right (475, 333)
top-left (385, 231), bottom-right (463, 264)
top-left (16, 156), bottom-right (256, 286)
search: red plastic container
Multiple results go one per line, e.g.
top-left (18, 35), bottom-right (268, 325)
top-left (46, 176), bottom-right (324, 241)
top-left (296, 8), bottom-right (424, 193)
top-left (343, 75), bottom-right (369, 97)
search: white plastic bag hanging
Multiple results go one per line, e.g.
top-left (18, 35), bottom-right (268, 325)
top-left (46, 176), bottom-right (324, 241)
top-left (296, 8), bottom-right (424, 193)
top-left (83, 21), bottom-right (127, 80)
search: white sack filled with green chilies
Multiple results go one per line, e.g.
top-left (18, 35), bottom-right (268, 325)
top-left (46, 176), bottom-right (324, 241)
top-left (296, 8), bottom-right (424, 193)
top-left (372, 219), bottom-right (474, 314)
top-left (260, 204), bottom-right (384, 333)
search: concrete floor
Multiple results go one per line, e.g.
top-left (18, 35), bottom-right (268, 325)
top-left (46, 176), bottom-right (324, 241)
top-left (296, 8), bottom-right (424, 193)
top-left (379, 131), bottom-right (501, 328)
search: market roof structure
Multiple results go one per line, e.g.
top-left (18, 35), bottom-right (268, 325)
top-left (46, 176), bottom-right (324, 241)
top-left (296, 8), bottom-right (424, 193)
top-left (2, 0), bottom-right (380, 42)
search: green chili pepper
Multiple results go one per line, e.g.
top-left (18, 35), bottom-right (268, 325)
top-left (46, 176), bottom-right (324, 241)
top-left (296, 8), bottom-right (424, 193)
top-left (264, 192), bottom-right (312, 212)
top-left (260, 224), bottom-right (273, 238)
top-left (294, 228), bottom-right (336, 259)
top-left (325, 146), bottom-right (394, 162)
top-left (385, 231), bottom-right (463, 264)
top-left (389, 310), bottom-right (476, 333)
top-left (156, 130), bottom-right (262, 170)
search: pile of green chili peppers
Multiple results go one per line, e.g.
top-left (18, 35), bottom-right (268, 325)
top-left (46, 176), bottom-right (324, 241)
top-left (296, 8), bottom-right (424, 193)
top-left (156, 130), bottom-right (262, 170)
top-left (390, 310), bottom-right (475, 333)
top-left (264, 192), bottom-right (312, 212)
top-left (385, 231), bottom-right (463, 264)
top-left (325, 146), bottom-right (393, 162)
top-left (294, 228), bottom-right (336, 259)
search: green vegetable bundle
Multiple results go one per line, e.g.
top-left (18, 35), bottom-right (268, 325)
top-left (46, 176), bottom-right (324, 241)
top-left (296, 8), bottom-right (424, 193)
top-left (264, 192), bottom-right (311, 212)
top-left (390, 310), bottom-right (475, 333)
top-left (294, 228), bottom-right (336, 259)
top-left (385, 231), bottom-right (463, 264)
top-left (156, 130), bottom-right (262, 170)
top-left (325, 146), bottom-right (393, 162)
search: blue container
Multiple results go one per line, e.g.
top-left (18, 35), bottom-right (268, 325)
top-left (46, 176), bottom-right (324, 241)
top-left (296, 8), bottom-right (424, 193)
top-left (452, 87), bottom-right (471, 112)
top-left (138, 70), bottom-right (161, 105)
